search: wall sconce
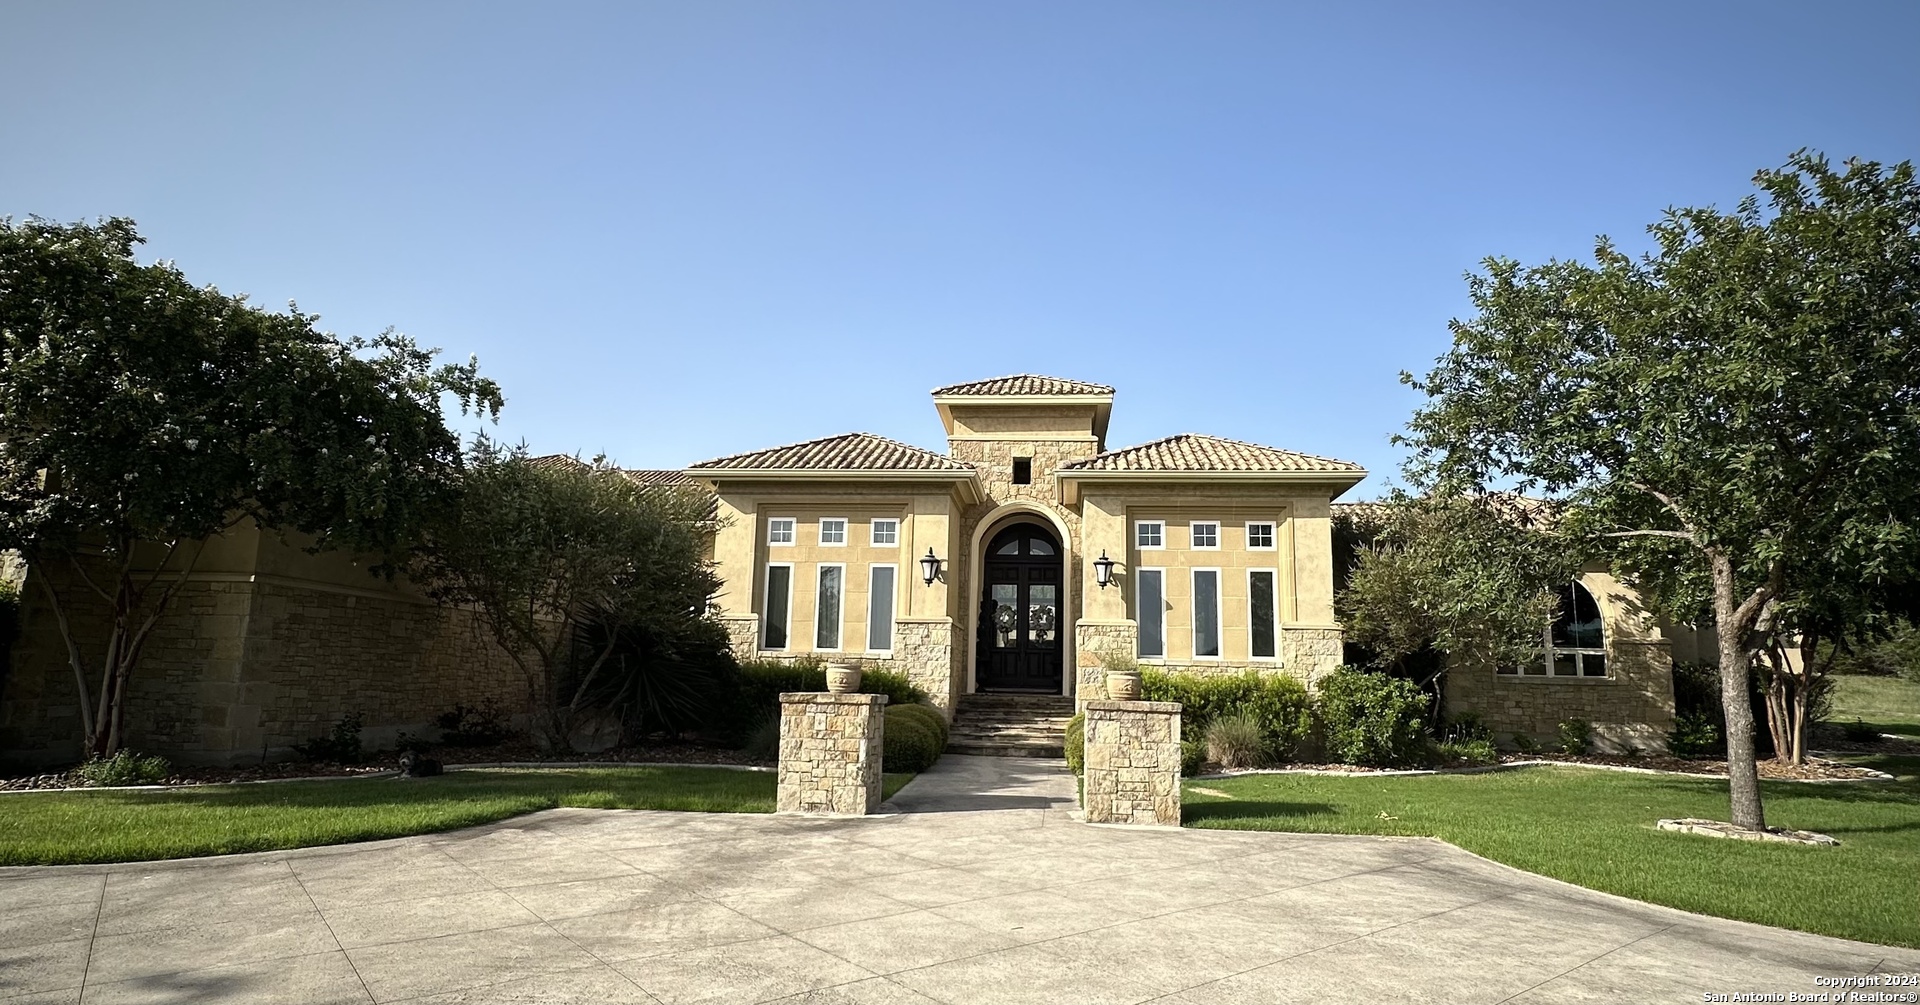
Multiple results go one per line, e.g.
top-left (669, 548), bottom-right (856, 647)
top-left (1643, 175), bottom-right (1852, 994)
top-left (1093, 550), bottom-right (1115, 590)
top-left (920, 547), bottom-right (944, 586)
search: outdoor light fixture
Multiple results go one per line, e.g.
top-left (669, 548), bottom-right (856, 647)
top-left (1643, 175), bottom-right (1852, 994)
top-left (1093, 550), bottom-right (1116, 590)
top-left (920, 547), bottom-right (943, 586)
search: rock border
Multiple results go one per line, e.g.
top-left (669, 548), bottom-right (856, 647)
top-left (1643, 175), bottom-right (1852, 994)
top-left (1191, 759), bottom-right (1896, 784)
top-left (0, 760), bottom-right (775, 795)
top-left (1656, 817), bottom-right (1841, 847)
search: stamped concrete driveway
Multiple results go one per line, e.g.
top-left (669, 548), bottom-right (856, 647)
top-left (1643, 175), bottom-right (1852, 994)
top-left (2, 755), bottom-right (1914, 1005)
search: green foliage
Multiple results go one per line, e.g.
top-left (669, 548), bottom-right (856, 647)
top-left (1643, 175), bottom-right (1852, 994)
top-left (0, 577), bottom-right (17, 685)
top-left (1140, 669), bottom-right (1312, 760)
top-left (294, 712), bottom-right (365, 764)
top-left (741, 713), bottom-right (782, 762)
top-left (1433, 738), bottom-right (1499, 765)
top-left (1510, 731), bottom-right (1538, 754)
top-left (1667, 710), bottom-right (1723, 758)
top-left (1441, 712), bottom-right (1492, 744)
top-left (1180, 738), bottom-right (1205, 777)
top-left (1064, 712), bottom-right (1085, 774)
top-left (571, 603), bottom-right (735, 740)
top-left (890, 703), bottom-right (948, 748)
top-left (1557, 718), bottom-right (1593, 755)
top-left (435, 701), bottom-right (514, 747)
top-left (73, 750), bottom-right (171, 787)
top-left (1099, 651), bottom-right (1140, 674)
top-left (882, 710), bottom-right (940, 773)
top-left (858, 668), bottom-right (932, 708)
top-left (1203, 713), bottom-right (1270, 770)
top-left (1825, 621), bottom-right (1920, 679)
top-left (1843, 719), bottom-right (1883, 743)
top-left (716, 659), bottom-right (929, 745)
top-left (1315, 668), bottom-right (1430, 767)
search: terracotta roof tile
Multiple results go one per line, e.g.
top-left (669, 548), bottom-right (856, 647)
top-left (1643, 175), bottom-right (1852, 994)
top-left (687, 432), bottom-right (974, 473)
top-left (1058, 433), bottom-right (1364, 474)
top-left (931, 374), bottom-right (1115, 396)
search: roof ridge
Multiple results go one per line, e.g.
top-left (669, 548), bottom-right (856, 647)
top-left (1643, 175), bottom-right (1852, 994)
top-left (687, 430), bottom-right (973, 472)
top-left (1058, 431), bottom-right (1364, 474)
top-left (931, 374), bottom-right (1115, 396)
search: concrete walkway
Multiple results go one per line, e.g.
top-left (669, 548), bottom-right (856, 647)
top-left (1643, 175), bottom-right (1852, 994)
top-left (0, 755), bottom-right (1912, 1004)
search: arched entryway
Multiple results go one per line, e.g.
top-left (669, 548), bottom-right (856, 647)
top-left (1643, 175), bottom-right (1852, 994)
top-left (975, 523), bottom-right (1064, 693)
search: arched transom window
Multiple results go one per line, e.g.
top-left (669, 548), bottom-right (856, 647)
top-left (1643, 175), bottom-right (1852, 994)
top-left (1499, 581), bottom-right (1607, 677)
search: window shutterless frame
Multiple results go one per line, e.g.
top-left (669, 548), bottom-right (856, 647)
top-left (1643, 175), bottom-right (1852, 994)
top-left (1191, 567), bottom-right (1223, 659)
top-left (767, 517), bottom-right (797, 547)
top-left (867, 564), bottom-right (897, 653)
top-left (819, 517), bottom-right (848, 547)
top-left (1189, 521), bottom-right (1220, 550)
top-left (1135, 520), bottom-right (1165, 550)
top-left (815, 563), bottom-right (845, 651)
top-left (1247, 568), bottom-right (1278, 660)
top-left (870, 519), bottom-right (899, 547)
top-left (761, 562), bottom-right (793, 650)
top-left (1245, 521), bottom-right (1276, 550)
top-left (1135, 567), bottom-right (1166, 659)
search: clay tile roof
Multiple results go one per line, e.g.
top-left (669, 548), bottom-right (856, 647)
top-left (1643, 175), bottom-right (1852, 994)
top-left (687, 432), bottom-right (974, 473)
top-left (931, 374), bottom-right (1115, 397)
top-left (1058, 433), bottom-right (1365, 474)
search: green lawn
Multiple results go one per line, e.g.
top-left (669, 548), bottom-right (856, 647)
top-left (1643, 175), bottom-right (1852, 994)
top-left (1829, 673), bottom-right (1920, 739)
top-left (1183, 756), bottom-right (1920, 949)
top-left (0, 767), bottom-right (918, 866)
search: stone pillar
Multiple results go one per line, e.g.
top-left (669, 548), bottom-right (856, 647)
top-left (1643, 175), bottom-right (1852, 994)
top-left (1073, 620), bottom-right (1138, 708)
top-left (719, 614), bottom-right (759, 662)
top-left (777, 692), bottom-right (887, 815)
top-left (1082, 699), bottom-right (1181, 826)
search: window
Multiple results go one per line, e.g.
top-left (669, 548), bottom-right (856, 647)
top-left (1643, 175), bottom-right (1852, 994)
top-left (816, 564), bottom-right (844, 650)
top-left (870, 519), bottom-right (898, 547)
top-left (1190, 522), bottom-right (1220, 550)
top-left (1192, 569), bottom-right (1221, 658)
top-left (1500, 580), bottom-right (1607, 677)
top-left (1249, 570), bottom-right (1277, 659)
top-left (767, 518), bottom-right (796, 547)
top-left (819, 518), bottom-right (847, 547)
top-left (867, 565), bottom-right (896, 652)
top-left (1012, 458), bottom-right (1032, 484)
top-left (1246, 522), bottom-right (1276, 550)
top-left (1135, 520), bottom-right (1165, 550)
top-left (762, 564), bottom-right (792, 649)
top-left (1136, 568), bottom-right (1166, 658)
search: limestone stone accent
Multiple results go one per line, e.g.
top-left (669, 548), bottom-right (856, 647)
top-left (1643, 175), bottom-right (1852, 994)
top-left (1280, 626), bottom-right (1345, 684)
top-left (892, 617), bottom-right (958, 713)
top-left (1445, 639), bottom-right (1676, 754)
top-left (1082, 699), bottom-right (1181, 826)
top-left (1073, 621), bottom-right (1137, 706)
top-left (777, 692), bottom-right (886, 815)
top-left (719, 614), bottom-right (759, 662)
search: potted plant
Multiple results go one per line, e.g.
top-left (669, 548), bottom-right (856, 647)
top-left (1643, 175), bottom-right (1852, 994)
top-left (1102, 653), bottom-right (1142, 701)
top-left (826, 662), bottom-right (863, 694)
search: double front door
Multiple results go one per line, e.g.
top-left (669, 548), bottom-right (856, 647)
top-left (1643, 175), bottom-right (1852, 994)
top-left (976, 524), bottom-right (1063, 693)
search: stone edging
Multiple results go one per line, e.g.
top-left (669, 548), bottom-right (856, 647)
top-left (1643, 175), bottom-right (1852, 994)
top-left (0, 760), bottom-right (776, 795)
top-left (1191, 759), bottom-right (1897, 784)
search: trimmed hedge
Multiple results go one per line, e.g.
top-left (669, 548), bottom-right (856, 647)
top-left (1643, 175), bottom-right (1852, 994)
top-left (719, 659), bottom-right (932, 743)
top-left (891, 703), bottom-right (949, 748)
top-left (883, 709), bottom-right (941, 773)
top-left (1315, 667), bottom-right (1428, 767)
top-left (1141, 669), bottom-right (1312, 761)
top-left (1064, 712), bottom-right (1085, 773)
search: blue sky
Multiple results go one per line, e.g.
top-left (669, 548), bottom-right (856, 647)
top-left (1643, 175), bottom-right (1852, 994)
top-left (4, 2), bottom-right (1916, 497)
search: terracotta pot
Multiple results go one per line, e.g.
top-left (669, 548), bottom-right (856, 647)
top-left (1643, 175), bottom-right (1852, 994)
top-left (826, 663), bottom-right (863, 695)
top-left (1105, 669), bottom-right (1141, 701)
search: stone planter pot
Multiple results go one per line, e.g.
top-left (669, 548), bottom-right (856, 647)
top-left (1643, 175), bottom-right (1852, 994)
top-left (825, 663), bottom-right (863, 695)
top-left (1105, 669), bottom-right (1142, 701)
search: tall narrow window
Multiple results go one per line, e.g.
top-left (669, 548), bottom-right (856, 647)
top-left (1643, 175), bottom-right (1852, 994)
top-left (816, 565), bottom-right (844, 649)
top-left (1137, 568), bottom-right (1165, 658)
top-left (762, 565), bottom-right (792, 649)
top-left (867, 565), bottom-right (896, 652)
top-left (1248, 570), bottom-right (1277, 659)
top-left (1012, 458), bottom-right (1032, 484)
top-left (1192, 569), bottom-right (1221, 658)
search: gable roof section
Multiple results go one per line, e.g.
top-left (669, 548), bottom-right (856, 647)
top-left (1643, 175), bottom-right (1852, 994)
top-left (688, 431), bottom-right (974, 474)
top-left (931, 374), bottom-right (1114, 396)
top-left (1060, 433), bottom-right (1365, 475)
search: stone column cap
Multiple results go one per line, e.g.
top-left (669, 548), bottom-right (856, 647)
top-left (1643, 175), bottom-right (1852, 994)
top-left (1083, 699), bottom-right (1182, 714)
top-left (778, 692), bottom-right (890, 706)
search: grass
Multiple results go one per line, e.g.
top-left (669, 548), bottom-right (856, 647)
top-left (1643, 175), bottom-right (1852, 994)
top-left (0, 766), bottom-right (919, 866)
top-left (1183, 755), bottom-right (1920, 949)
top-left (1828, 673), bottom-right (1920, 738)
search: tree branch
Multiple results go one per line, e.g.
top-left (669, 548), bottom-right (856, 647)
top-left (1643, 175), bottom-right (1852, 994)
top-left (1600, 529), bottom-right (1696, 542)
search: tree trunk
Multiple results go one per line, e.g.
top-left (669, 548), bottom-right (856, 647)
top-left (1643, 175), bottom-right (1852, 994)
top-left (1710, 554), bottom-right (1766, 832)
top-left (1763, 661), bottom-right (1791, 761)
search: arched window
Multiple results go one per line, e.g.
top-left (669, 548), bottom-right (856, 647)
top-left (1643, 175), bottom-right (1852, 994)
top-left (1500, 581), bottom-right (1607, 677)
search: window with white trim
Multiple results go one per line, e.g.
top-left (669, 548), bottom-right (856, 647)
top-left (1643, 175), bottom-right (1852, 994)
top-left (1135, 520), bottom-right (1165, 550)
top-left (867, 565), bottom-right (896, 652)
top-left (1192, 569), bottom-right (1222, 658)
top-left (870, 519), bottom-right (898, 547)
top-left (767, 518), bottom-right (795, 546)
top-left (762, 564), bottom-right (792, 649)
top-left (1246, 522), bottom-right (1276, 550)
top-left (1500, 581), bottom-right (1607, 677)
top-left (819, 518), bottom-right (847, 546)
top-left (1190, 522), bottom-right (1220, 550)
top-left (1136, 568), bottom-right (1166, 658)
top-left (1248, 569), bottom-right (1277, 659)
top-left (816, 564), bottom-right (844, 650)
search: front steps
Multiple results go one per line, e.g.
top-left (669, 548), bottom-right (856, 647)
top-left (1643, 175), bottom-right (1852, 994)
top-left (946, 693), bottom-right (1075, 758)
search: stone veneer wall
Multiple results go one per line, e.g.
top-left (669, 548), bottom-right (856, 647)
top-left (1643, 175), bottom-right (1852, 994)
top-left (776, 691), bottom-right (886, 814)
top-left (719, 614), bottom-right (760, 663)
top-left (1445, 639), bottom-right (1676, 753)
top-left (1082, 699), bottom-right (1182, 825)
top-left (1279, 627), bottom-right (1345, 685)
top-left (1, 570), bottom-right (525, 769)
top-left (1073, 621), bottom-right (1138, 706)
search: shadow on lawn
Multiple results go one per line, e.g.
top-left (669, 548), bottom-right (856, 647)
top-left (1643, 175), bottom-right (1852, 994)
top-left (1181, 800), bottom-right (1338, 824)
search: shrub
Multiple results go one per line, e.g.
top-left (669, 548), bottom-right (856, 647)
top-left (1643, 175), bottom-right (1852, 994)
top-left (718, 659), bottom-right (931, 745)
top-left (1842, 718), bottom-right (1883, 743)
top-left (1203, 712), bottom-right (1270, 770)
top-left (436, 701), bottom-right (514, 747)
top-left (1141, 669), bottom-right (1312, 760)
top-left (1557, 718), bottom-right (1592, 755)
top-left (883, 711), bottom-right (940, 773)
top-left (860, 668), bottom-right (933, 708)
top-left (1666, 709), bottom-right (1721, 758)
top-left (891, 703), bottom-right (948, 748)
top-left (741, 712), bottom-right (782, 762)
top-left (73, 750), bottom-right (171, 787)
top-left (1440, 712), bottom-right (1491, 744)
top-left (1433, 738), bottom-right (1498, 765)
top-left (1180, 737), bottom-right (1205, 776)
top-left (1510, 731), bottom-right (1538, 754)
top-left (1064, 712), bottom-right (1085, 774)
top-left (1314, 668), bottom-right (1427, 767)
top-left (294, 712), bottom-right (365, 763)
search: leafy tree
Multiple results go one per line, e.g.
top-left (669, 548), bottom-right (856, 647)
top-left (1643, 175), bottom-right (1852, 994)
top-left (0, 217), bottom-right (501, 757)
top-left (1400, 152), bottom-right (1920, 830)
top-left (409, 442), bottom-right (723, 750)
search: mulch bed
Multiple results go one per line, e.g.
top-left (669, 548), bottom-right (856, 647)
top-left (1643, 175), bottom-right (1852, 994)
top-left (0, 738), bottom-right (770, 792)
top-left (1199, 751), bottom-right (1896, 781)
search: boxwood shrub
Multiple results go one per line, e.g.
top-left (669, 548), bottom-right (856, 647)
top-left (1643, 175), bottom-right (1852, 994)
top-left (1140, 669), bottom-right (1312, 761)
top-left (891, 702), bottom-right (949, 747)
top-left (1064, 712), bottom-right (1085, 773)
top-left (883, 709), bottom-right (941, 773)
top-left (1315, 667), bottom-right (1428, 767)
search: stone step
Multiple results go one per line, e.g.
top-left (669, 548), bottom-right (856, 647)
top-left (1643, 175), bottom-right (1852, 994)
top-left (945, 739), bottom-right (1067, 758)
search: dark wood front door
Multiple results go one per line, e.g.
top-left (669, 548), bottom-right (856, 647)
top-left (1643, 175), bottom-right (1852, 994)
top-left (976, 524), bottom-right (1064, 693)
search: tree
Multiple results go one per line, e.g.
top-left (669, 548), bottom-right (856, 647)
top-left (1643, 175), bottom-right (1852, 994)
top-left (0, 217), bottom-right (501, 757)
top-left (1401, 152), bottom-right (1920, 831)
top-left (409, 442), bottom-right (723, 750)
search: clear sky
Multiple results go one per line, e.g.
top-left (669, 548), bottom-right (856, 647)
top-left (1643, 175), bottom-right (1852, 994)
top-left (4, 2), bottom-right (1916, 497)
